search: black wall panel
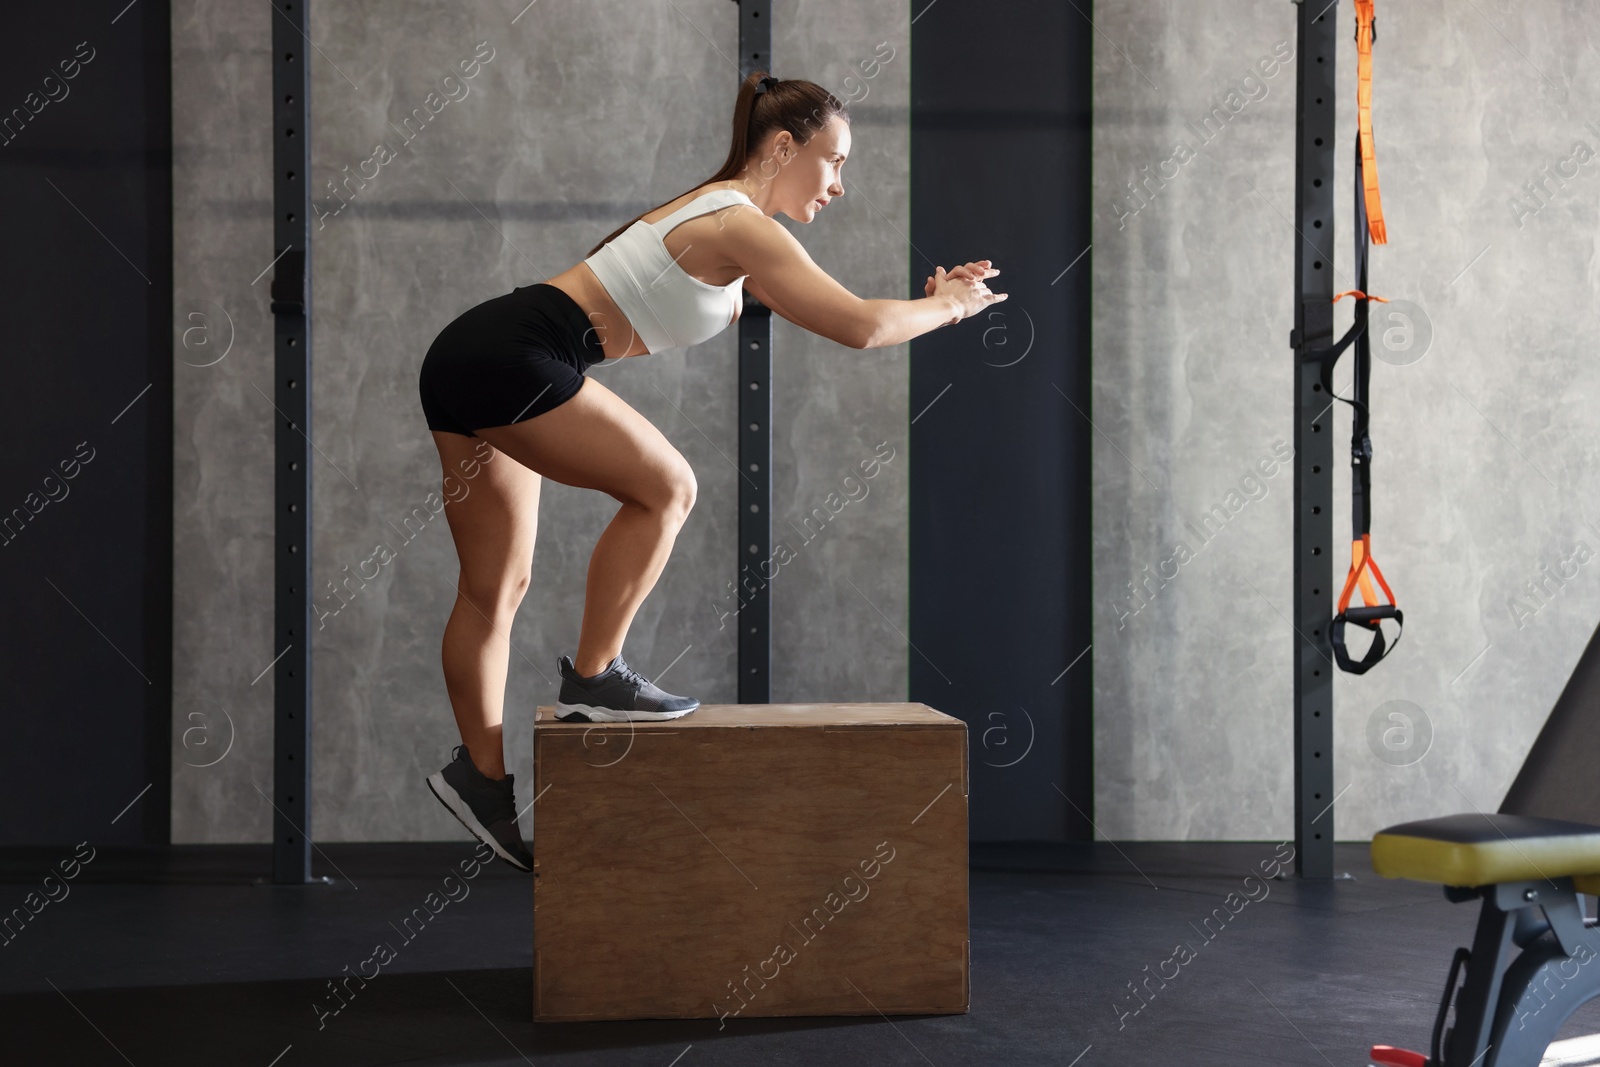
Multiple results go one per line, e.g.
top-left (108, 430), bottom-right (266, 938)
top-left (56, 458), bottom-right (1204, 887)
top-left (910, 1), bottom-right (1093, 841)
top-left (0, 3), bottom-right (172, 845)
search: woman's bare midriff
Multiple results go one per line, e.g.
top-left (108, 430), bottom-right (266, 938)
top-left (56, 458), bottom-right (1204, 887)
top-left (542, 184), bottom-right (754, 362)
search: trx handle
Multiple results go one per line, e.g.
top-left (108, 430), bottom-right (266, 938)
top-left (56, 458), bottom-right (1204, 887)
top-left (1331, 533), bottom-right (1403, 675)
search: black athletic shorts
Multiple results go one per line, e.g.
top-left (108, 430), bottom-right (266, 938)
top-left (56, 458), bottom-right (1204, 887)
top-left (418, 282), bottom-right (607, 438)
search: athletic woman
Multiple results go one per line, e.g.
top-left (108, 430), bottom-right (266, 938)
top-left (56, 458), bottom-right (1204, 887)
top-left (422, 73), bottom-right (1006, 870)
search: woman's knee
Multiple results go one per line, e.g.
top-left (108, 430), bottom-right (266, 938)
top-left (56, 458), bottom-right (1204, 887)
top-left (614, 454), bottom-right (695, 517)
top-left (656, 459), bottom-right (697, 519)
top-left (456, 566), bottom-right (532, 616)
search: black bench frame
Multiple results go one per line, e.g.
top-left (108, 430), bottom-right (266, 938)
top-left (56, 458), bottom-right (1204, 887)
top-left (1415, 879), bottom-right (1600, 1067)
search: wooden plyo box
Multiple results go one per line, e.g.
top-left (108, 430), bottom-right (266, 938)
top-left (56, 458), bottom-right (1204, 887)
top-left (530, 702), bottom-right (969, 1023)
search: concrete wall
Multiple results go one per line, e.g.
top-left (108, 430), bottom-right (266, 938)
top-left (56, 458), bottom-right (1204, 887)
top-left (171, 0), bottom-right (910, 842)
top-left (1093, 0), bottom-right (1600, 839)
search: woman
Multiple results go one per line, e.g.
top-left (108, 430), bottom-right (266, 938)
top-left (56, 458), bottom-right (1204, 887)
top-left (421, 72), bottom-right (1005, 870)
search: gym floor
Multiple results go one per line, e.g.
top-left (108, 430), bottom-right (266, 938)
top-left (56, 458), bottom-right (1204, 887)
top-left (6, 842), bottom-right (1594, 1066)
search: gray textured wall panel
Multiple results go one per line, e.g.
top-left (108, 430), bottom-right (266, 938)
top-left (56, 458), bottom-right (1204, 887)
top-left (1094, 0), bottom-right (1600, 840)
top-left (172, 1), bottom-right (909, 843)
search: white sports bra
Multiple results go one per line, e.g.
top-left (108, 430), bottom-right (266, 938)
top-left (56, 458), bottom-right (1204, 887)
top-left (581, 188), bottom-right (755, 355)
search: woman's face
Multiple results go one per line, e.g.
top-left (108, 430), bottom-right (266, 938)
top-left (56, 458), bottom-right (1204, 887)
top-left (759, 116), bottom-right (850, 223)
top-left (793, 116), bottom-right (849, 222)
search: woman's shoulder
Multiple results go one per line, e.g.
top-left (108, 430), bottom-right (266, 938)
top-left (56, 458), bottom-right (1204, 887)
top-left (671, 183), bottom-right (765, 217)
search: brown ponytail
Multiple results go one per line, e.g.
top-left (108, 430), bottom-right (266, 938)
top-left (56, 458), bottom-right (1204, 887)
top-left (583, 71), bottom-right (851, 257)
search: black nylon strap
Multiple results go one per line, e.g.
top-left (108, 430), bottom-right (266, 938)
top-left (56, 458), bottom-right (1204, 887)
top-left (1350, 130), bottom-right (1374, 540)
top-left (1312, 125), bottom-right (1401, 674)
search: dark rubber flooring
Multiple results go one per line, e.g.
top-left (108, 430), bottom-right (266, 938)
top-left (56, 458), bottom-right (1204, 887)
top-left (2, 841), bottom-right (1597, 1066)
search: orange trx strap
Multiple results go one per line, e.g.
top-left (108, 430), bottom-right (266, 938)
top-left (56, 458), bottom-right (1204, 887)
top-left (1355, 0), bottom-right (1386, 245)
top-left (1310, 0), bottom-right (1402, 674)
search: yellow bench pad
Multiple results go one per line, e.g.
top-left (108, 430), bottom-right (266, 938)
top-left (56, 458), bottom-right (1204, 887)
top-left (1371, 813), bottom-right (1600, 893)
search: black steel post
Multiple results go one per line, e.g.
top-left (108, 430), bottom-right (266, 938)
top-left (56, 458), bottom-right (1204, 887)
top-left (270, 0), bottom-right (314, 883)
top-left (735, 0), bottom-right (773, 704)
top-left (1291, 0), bottom-right (1338, 879)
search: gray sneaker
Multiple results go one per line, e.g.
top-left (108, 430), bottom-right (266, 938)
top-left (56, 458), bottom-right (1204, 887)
top-left (554, 653), bottom-right (700, 722)
top-left (425, 744), bottom-right (534, 872)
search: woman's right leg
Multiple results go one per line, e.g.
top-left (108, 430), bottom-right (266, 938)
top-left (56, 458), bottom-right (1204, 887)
top-left (474, 374), bottom-right (697, 679)
top-left (431, 429), bottom-right (541, 781)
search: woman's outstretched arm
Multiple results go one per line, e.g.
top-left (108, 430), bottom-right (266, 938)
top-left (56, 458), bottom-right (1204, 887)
top-left (728, 210), bottom-right (998, 349)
